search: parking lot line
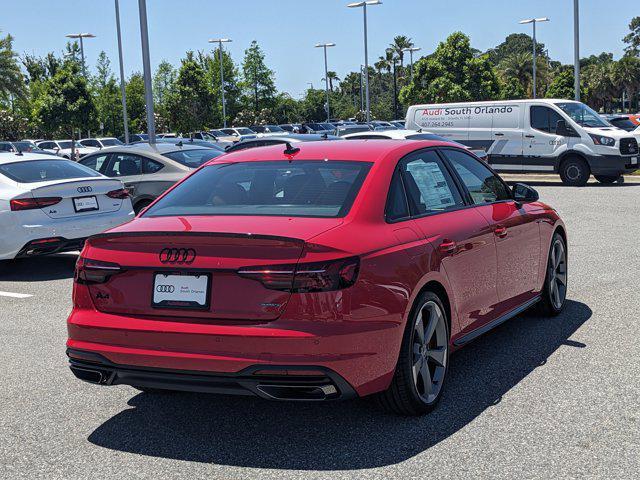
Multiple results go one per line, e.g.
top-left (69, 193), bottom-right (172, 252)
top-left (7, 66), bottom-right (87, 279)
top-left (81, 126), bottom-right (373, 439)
top-left (0, 291), bottom-right (33, 299)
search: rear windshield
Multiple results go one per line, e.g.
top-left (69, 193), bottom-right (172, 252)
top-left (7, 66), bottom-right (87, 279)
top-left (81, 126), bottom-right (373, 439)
top-left (57, 141), bottom-right (73, 149)
top-left (101, 138), bottom-right (123, 146)
top-left (143, 160), bottom-right (371, 218)
top-left (0, 159), bottom-right (101, 183)
top-left (163, 149), bottom-right (224, 168)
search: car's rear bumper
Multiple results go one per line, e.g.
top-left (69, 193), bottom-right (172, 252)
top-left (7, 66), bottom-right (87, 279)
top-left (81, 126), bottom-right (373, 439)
top-left (67, 349), bottom-right (356, 401)
top-left (66, 305), bottom-right (402, 398)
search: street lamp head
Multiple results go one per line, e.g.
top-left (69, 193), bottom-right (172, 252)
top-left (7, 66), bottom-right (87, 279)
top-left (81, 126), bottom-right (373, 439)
top-left (209, 38), bottom-right (232, 43)
top-left (519, 17), bottom-right (549, 24)
top-left (402, 47), bottom-right (421, 53)
top-left (315, 43), bottom-right (336, 48)
top-left (347, 0), bottom-right (381, 7)
top-left (535, 17), bottom-right (550, 22)
top-left (66, 33), bottom-right (96, 39)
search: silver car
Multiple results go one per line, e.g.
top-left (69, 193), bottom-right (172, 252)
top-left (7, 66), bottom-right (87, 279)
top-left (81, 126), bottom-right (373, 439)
top-left (78, 143), bottom-right (224, 213)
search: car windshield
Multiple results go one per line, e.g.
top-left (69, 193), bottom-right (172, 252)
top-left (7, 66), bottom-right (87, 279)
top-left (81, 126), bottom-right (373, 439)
top-left (266, 125), bottom-right (285, 132)
top-left (101, 138), bottom-right (123, 146)
top-left (235, 128), bottom-right (255, 135)
top-left (0, 159), bottom-right (101, 183)
top-left (209, 130), bottom-right (226, 136)
top-left (13, 141), bottom-right (35, 151)
top-left (610, 118), bottom-right (636, 131)
top-left (555, 102), bottom-right (609, 128)
top-left (57, 141), bottom-right (73, 149)
top-left (162, 148), bottom-right (224, 168)
top-left (143, 160), bottom-right (371, 218)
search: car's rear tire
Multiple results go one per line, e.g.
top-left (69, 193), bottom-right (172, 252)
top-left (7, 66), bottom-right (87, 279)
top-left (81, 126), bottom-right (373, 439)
top-left (538, 233), bottom-right (567, 316)
top-left (594, 175), bottom-right (621, 184)
top-left (559, 156), bottom-right (590, 186)
top-left (376, 291), bottom-right (450, 416)
top-left (133, 199), bottom-right (152, 215)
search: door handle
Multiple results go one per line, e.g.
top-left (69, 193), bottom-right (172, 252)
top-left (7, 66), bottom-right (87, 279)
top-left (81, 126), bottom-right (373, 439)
top-left (439, 239), bottom-right (457, 254)
top-left (494, 133), bottom-right (504, 136)
top-left (525, 134), bottom-right (535, 138)
top-left (494, 226), bottom-right (508, 238)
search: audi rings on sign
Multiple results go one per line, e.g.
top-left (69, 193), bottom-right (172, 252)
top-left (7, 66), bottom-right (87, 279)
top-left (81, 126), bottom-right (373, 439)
top-left (156, 285), bottom-right (175, 293)
top-left (159, 248), bottom-right (197, 264)
top-left (77, 186), bottom-right (93, 193)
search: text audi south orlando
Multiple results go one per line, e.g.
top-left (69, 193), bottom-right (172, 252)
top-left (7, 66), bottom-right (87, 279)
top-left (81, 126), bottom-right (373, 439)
top-left (67, 140), bottom-right (568, 416)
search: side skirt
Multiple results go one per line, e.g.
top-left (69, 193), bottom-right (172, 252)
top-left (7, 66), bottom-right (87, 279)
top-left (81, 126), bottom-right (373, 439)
top-left (453, 295), bottom-right (541, 347)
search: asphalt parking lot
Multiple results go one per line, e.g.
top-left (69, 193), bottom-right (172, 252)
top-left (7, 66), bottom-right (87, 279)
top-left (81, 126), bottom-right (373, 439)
top-left (1, 176), bottom-right (639, 479)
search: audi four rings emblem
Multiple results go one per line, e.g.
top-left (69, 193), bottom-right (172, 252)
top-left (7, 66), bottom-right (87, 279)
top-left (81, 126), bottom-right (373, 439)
top-left (159, 248), bottom-right (196, 264)
top-left (77, 186), bottom-right (93, 193)
top-left (156, 285), bottom-right (175, 293)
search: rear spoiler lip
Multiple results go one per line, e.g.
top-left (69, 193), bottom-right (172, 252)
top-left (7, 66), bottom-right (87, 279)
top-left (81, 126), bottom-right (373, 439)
top-left (87, 230), bottom-right (306, 246)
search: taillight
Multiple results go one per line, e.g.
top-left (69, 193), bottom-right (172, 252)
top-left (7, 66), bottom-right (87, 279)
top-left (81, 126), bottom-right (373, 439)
top-left (10, 197), bottom-right (62, 211)
top-left (238, 257), bottom-right (360, 293)
top-left (75, 257), bottom-right (122, 285)
top-left (106, 188), bottom-right (130, 199)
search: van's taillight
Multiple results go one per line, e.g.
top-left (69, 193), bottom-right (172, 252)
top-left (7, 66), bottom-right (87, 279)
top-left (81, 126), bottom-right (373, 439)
top-left (10, 197), bottom-right (62, 211)
top-left (238, 257), bottom-right (360, 293)
top-left (75, 257), bottom-right (122, 285)
top-left (106, 188), bottom-right (129, 199)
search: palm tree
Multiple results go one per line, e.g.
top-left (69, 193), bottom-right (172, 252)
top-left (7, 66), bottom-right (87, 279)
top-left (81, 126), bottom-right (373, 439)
top-left (326, 71), bottom-right (340, 92)
top-left (390, 35), bottom-right (414, 70)
top-left (0, 31), bottom-right (24, 102)
top-left (498, 52), bottom-right (533, 96)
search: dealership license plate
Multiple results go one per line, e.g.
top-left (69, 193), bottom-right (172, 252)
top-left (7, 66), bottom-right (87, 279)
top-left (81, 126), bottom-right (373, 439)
top-left (152, 273), bottom-right (209, 309)
top-left (73, 196), bottom-right (99, 212)
top-left (631, 157), bottom-right (638, 165)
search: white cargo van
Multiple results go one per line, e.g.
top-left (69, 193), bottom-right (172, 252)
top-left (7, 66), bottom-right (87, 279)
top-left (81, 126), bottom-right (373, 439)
top-left (405, 99), bottom-right (639, 185)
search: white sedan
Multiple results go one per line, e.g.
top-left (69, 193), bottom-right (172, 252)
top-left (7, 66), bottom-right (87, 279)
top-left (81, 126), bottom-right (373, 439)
top-left (0, 152), bottom-right (134, 260)
top-left (36, 140), bottom-right (98, 160)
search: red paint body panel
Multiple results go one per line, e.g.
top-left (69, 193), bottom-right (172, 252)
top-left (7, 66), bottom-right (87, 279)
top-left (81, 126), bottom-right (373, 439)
top-left (67, 140), bottom-right (566, 397)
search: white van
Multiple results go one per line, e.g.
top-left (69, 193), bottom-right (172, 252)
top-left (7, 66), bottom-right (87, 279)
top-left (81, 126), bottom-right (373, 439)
top-left (405, 99), bottom-right (639, 185)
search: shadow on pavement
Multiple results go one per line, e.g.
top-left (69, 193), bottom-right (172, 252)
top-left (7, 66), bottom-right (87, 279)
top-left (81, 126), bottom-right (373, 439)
top-left (0, 254), bottom-right (77, 282)
top-left (88, 299), bottom-right (591, 470)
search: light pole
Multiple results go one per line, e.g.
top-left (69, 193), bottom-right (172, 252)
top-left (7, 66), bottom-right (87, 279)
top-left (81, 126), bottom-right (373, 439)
top-left (114, 0), bottom-right (129, 143)
top-left (573, 0), bottom-right (580, 101)
top-left (348, 0), bottom-right (381, 122)
top-left (209, 38), bottom-right (232, 128)
top-left (402, 46), bottom-right (421, 80)
top-left (519, 17), bottom-right (549, 99)
top-left (65, 33), bottom-right (95, 77)
top-left (386, 49), bottom-right (398, 119)
top-left (315, 43), bottom-right (335, 122)
top-left (137, 0), bottom-right (155, 144)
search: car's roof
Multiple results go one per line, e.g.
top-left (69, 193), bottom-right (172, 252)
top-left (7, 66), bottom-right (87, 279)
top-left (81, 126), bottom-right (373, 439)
top-left (0, 151), bottom-right (68, 165)
top-left (95, 142), bottom-right (216, 155)
top-left (343, 129), bottom-right (416, 139)
top-left (210, 139), bottom-right (455, 165)
top-left (235, 134), bottom-right (340, 144)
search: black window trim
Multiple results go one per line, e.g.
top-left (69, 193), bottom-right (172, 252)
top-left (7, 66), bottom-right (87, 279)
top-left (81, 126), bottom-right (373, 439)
top-left (384, 165), bottom-right (412, 224)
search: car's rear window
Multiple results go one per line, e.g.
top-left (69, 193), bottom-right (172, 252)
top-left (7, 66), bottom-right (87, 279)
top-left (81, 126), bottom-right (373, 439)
top-left (0, 159), bottom-right (101, 183)
top-left (162, 148), bottom-right (224, 168)
top-left (143, 160), bottom-right (372, 218)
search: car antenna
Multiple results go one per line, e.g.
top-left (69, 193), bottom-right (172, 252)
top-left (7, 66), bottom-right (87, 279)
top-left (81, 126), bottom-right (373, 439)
top-left (16, 150), bottom-right (23, 156)
top-left (417, 128), bottom-right (422, 133)
top-left (283, 142), bottom-right (300, 158)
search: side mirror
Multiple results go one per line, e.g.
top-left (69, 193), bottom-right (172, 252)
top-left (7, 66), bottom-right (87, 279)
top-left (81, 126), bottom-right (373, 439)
top-left (556, 119), bottom-right (579, 137)
top-left (513, 183), bottom-right (539, 203)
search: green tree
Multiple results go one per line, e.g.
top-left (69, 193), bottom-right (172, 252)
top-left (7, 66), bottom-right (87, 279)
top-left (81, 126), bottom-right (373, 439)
top-left (486, 33), bottom-right (546, 65)
top-left (0, 31), bottom-right (25, 105)
top-left (241, 41), bottom-right (276, 122)
top-left (125, 73), bottom-right (147, 133)
top-left (166, 52), bottom-right (215, 132)
top-left (390, 35), bottom-right (413, 71)
top-left (545, 69), bottom-right (586, 100)
top-left (90, 51), bottom-right (123, 136)
top-left (33, 62), bottom-right (96, 140)
top-left (197, 48), bottom-right (241, 126)
top-left (153, 60), bottom-right (176, 124)
top-left (623, 16), bottom-right (640, 57)
top-left (326, 71), bottom-right (340, 92)
top-left (399, 32), bottom-right (500, 105)
top-left (500, 77), bottom-right (526, 100)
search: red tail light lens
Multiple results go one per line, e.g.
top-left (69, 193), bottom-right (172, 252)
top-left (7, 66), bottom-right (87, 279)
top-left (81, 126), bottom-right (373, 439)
top-left (106, 188), bottom-right (130, 199)
top-left (10, 197), bottom-right (62, 211)
top-left (75, 257), bottom-right (122, 285)
top-left (238, 257), bottom-right (360, 293)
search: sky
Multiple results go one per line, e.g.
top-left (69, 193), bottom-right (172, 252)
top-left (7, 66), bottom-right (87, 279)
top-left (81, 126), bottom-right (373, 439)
top-left (2, 0), bottom-right (636, 98)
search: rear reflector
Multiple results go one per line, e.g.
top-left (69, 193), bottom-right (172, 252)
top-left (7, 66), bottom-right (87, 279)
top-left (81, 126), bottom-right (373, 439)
top-left (106, 188), bottom-right (130, 199)
top-left (75, 257), bottom-right (122, 285)
top-left (10, 197), bottom-right (62, 211)
top-left (238, 256), bottom-right (359, 293)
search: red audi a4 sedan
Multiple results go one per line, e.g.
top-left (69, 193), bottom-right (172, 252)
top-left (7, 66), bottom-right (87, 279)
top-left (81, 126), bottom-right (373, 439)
top-left (67, 140), bottom-right (567, 416)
